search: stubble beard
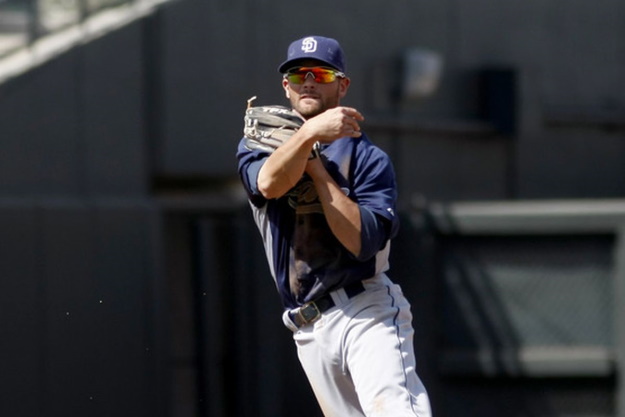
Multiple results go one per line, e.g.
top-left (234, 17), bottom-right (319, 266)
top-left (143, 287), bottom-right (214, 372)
top-left (295, 101), bottom-right (323, 119)
top-left (290, 88), bottom-right (340, 120)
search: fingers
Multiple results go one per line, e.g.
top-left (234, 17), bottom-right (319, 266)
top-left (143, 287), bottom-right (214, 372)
top-left (350, 129), bottom-right (362, 138)
top-left (341, 107), bottom-right (365, 121)
top-left (338, 107), bottom-right (364, 137)
top-left (305, 106), bottom-right (365, 142)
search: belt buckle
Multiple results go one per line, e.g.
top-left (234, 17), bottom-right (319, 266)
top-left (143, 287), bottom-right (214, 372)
top-left (298, 301), bottom-right (321, 325)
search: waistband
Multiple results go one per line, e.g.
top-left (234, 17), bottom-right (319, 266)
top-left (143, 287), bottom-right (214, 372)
top-left (289, 280), bottom-right (366, 328)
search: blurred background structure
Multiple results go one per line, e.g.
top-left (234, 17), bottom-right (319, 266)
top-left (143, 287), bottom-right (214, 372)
top-left (1, 0), bottom-right (624, 416)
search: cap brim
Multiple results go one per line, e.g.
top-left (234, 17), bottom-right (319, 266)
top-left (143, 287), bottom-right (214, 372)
top-left (278, 58), bottom-right (340, 73)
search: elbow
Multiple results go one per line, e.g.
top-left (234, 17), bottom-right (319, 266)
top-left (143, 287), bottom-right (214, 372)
top-left (257, 177), bottom-right (285, 200)
top-left (257, 170), bottom-right (299, 200)
top-left (257, 179), bottom-right (275, 199)
top-left (257, 167), bottom-right (286, 200)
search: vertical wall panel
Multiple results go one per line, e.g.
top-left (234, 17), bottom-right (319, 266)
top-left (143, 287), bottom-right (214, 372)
top-left (0, 206), bottom-right (44, 416)
top-left (81, 25), bottom-right (149, 196)
top-left (154, 1), bottom-right (255, 177)
top-left (0, 54), bottom-right (81, 195)
top-left (90, 204), bottom-right (163, 417)
top-left (42, 205), bottom-right (99, 415)
top-left (0, 201), bottom-right (164, 417)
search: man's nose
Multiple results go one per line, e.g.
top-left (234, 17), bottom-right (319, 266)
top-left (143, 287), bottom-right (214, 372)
top-left (302, 72), bottom-right (317, 86)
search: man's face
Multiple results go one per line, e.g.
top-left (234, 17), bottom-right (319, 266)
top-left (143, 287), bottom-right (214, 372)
top-left (282, 60), bottom-right (350, 119)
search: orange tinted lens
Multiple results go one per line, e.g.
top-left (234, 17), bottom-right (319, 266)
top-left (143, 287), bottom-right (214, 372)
top-left (286, 68), bottom-right (337, 84)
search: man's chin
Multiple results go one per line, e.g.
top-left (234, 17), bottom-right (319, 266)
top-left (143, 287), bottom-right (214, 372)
top-left (296, 101), bottom-right (323, 118)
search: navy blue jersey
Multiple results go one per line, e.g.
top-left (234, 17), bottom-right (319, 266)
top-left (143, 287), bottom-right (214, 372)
top-left (237, 133), bottom-right (399, 309)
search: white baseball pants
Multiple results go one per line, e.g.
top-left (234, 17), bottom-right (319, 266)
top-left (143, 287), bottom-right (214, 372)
top-left (283, 274), bottom-right (432, 417)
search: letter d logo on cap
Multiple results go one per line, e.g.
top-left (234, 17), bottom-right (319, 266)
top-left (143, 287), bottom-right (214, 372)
top-left (301, 37), bottom-right (318, 53)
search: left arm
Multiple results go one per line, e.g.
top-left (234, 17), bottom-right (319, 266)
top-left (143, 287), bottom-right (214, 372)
top-left (305, 157), bottom-right (362, 257)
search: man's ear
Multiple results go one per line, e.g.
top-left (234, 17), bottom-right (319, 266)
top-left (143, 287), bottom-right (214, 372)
top-left (282, 79), bottom-right (290, 98)
top-left (338, 77), bottom-right (351, 98)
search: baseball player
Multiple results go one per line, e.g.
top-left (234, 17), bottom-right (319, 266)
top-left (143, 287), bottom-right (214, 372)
top-left (236, 35), bottom-right (432, 417)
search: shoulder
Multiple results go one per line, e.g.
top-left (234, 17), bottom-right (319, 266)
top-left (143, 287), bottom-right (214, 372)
top-left (351, 133), bottom-right (394, 173)
top-left (328, 133), bottom-right (389, 159)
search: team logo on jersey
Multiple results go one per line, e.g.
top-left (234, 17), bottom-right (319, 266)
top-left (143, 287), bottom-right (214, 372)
top-left (287, 179), bottom-right (323, 214)
top-left (301, 37), bottom-right (318, 53)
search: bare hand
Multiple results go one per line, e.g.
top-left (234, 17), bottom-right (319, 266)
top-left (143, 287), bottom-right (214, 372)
top-left (301, 107), bottom-right (365, 143)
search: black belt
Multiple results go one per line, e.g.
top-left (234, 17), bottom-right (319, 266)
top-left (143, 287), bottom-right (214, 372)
top-left (292, 281), bottom-right (365, 328)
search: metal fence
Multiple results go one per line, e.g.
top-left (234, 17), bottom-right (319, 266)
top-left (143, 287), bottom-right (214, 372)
top-left (423, 199), bottom-right (625, 417)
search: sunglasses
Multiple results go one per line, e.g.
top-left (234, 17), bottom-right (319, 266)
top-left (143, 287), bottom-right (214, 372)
top-left (284, 67), bottom-right (346, 84)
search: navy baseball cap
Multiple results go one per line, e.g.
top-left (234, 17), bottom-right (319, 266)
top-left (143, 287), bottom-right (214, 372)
top-left (278, 36), bottom-right (346, 73)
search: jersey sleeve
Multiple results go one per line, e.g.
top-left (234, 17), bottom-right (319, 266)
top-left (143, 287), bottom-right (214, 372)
top-left (236, 138), bottom-right (268, 208)
top-left (352, 142), bottom-right (400, 260)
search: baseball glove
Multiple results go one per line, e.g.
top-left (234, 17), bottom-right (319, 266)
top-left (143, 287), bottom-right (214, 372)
top-left (243, 96), bottom-right (306, 154)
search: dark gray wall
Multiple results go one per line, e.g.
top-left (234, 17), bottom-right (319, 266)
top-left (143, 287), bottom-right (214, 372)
top-left (0, 19), bottom-right (162, 417)
top-left (417, 200), bottom-right (625, 417)
top-left (150, 0), bottom-right (625, 201)
top-left (0, 200), bottom-right (167, 416)
top-left (4, 0), bottom-right (622, 201)
top-left (0, 24), bottom-right (149, 197)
